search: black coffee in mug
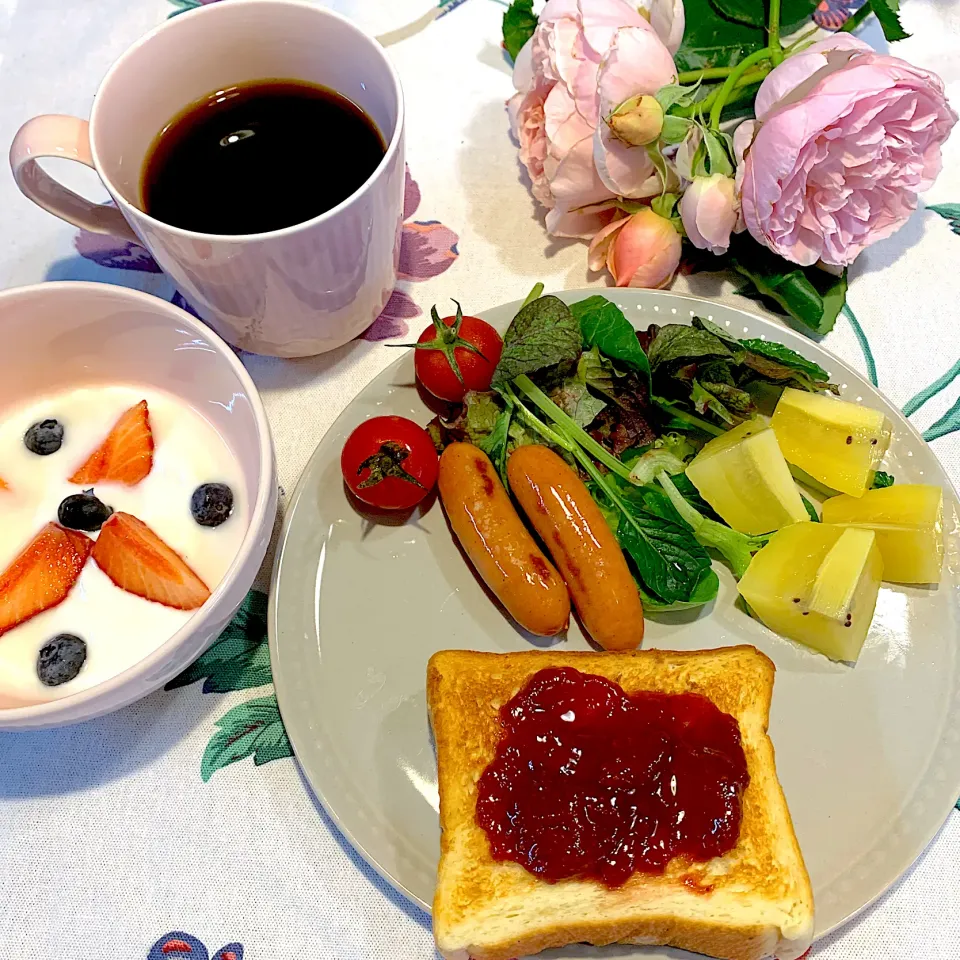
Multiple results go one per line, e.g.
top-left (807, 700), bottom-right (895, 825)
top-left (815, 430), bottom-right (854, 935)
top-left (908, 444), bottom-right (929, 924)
top-left (141, 78), bottom-right (386, 235)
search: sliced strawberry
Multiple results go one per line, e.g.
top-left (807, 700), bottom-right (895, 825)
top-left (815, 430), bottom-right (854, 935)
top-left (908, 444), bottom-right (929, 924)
top-left (70, 400), bottom-right (154, 486)
top-left (0, 523), bottom-right (93, 636)
top-left (92, 512), bottom-right (210, 610)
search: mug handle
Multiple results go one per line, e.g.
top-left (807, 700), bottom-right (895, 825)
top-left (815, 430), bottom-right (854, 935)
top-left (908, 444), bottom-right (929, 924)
top-left (10, 115), bottom-right (140, 243)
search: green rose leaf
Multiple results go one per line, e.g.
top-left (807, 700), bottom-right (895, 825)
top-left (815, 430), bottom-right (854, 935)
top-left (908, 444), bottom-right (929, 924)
top-left (674, 0), bottom-right (766, 71)
top-left (165, 590), bottom-right (272, 694)
top-left (867, 0), bottom-right (911, 41)
top-left (707, 0), bottom-right (820, 33)
top-left (728, 237), bottom-right (848, 335)
top-left (201, 694), bottom-right (293, 782)
top-left (502, 0), bottom-right (538, 61)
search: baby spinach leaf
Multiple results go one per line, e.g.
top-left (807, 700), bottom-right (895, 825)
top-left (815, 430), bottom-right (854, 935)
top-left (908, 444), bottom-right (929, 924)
top-left (572, 295), bottom-right (651, 385)
top-left (639, 567), bottom-right (719, 611)
top-left (739, 338), bottom-right (829, 383)
top-left (589, 474), bottom-right (712, 604)
top-left (647, 324), bottom-right (734, 372)
top-left (692, 315), bottom-right (741, 350)
top-left (872, 471), bottom-right (895, 489)
top-left (502, 0), bottom-right (538, 61)
top-left (658, 473), bottom-right (766, 579)
top-left (616, 509), bottom-right (713, 604)
top-left (802, 495), bottom-right (820, 522)
top-left (491, 295), bottom-right (582, 389)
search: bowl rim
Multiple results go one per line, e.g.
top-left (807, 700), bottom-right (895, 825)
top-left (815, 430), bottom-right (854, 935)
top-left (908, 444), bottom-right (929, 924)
top-left (0, 280), bottom-right (276, 723)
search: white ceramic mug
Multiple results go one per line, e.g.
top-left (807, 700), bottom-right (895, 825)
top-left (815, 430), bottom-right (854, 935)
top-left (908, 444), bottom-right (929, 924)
top-left (10, 0), bottom-right (405, 358)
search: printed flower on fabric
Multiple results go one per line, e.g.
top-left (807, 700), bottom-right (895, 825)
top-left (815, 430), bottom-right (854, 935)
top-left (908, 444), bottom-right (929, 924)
top-left (73, 218), bottom-right (160, 273)
top-left (167, 0), bottom-right (221, 16)
top-left (813, 0), bottom-right (863, 30)
top-left (149, 932), bottom-right (243, 960)
top-left (361, 167), bottom-right (459, 339)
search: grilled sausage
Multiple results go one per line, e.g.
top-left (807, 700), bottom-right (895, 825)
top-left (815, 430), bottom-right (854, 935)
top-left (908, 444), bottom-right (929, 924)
top-left (438, 443), bottom-right (570, 636)
top-left (507, 445), bottom-right (645, 651)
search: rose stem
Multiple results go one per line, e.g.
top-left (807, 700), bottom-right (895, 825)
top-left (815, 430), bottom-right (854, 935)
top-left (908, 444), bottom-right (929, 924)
top-left (768, 0), bottom-right (784, 65)
top-left (840, 3), bottom-right (873, 32)
top-left (709, 47), bottom-right (772, 129)
top-left (671, 68), bottom-right (768, 118)
top-left (676, 66), bottom-right (736, 83)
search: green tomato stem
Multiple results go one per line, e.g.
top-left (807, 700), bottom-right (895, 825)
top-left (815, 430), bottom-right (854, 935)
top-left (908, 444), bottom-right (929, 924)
top-left (784, 23), bottom-right (820, 52)
top-left (709, 47), bottom-right (772, 130)
top-left (768, 0), bottom-right (784, 66)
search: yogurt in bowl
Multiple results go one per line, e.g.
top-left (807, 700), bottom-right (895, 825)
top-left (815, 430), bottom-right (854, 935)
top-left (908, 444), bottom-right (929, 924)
top-left (0, 283), bottom-right (276, 728)
top-left (0, 384), bottom-right (249, 701)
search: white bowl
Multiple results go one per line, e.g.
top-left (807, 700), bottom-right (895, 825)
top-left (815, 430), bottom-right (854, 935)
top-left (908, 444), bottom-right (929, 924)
top-left (0, 281), bottom-right (276, 729)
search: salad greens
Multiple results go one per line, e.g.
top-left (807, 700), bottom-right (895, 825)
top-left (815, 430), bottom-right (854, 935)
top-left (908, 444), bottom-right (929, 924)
top-left (571, 295), bottom-right (651, 386)
top-left (645, 317), bottom-right (838, 431)
top-left (431, 287), bottom-right (840, 613)
top-left (489, 295), bottom-right (581, 389)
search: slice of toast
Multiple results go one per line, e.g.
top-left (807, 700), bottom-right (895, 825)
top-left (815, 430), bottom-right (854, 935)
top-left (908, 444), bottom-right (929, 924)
top-left (427, 647), bottom-right (813, 960)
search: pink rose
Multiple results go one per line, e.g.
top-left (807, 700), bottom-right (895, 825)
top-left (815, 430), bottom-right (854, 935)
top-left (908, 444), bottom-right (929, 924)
top-left (680, 174), bottom-right (740, 255)
top-left (508, 0), bottom-right (679, 239)
top-left (508, 84), bottom-right (553, 209)
top-left (737, 35), bottom-right (958, 267)
top-left (588, 208), bottom-right (681, 287)
top-left (593, 25), bottom-right (677, 198)
top-left (637, 0), bottom-right (684, 55)
top-left (525, 0), bottom-right (647, 125)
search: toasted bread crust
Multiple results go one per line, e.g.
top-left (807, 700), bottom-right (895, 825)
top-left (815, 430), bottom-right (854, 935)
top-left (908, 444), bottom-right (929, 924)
top-left (428, 648), bottom-right (814, 960)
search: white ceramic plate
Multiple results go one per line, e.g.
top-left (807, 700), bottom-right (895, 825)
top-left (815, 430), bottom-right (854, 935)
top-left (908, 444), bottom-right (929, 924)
top-left (269, 289), bottom-right (960, 955)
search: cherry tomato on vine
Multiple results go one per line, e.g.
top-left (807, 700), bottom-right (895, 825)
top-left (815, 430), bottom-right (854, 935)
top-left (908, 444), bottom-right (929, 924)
top-left (405, 301), bottom-right (503, 403)
top-left (341, 416), bottom-right (438, 510)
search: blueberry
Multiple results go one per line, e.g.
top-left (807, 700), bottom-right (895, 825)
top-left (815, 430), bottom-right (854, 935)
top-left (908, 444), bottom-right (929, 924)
top-left (58, 490), bottom-right (114, 531)
top-left (37, 634), bottom-right (87, 687)
top-left (24, 419), bottom-right (64, 456)
top-left (191, 482), bottom-right (234, 527)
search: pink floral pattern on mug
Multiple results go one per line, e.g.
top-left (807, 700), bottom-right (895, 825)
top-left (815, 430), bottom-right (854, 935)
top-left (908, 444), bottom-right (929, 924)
top-left (72, 167), bottom-right (459, 344)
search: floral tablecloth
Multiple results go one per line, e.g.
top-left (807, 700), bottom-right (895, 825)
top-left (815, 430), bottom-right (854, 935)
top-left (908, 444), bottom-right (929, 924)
top-left (1, 0), bottom-right (960, 957)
